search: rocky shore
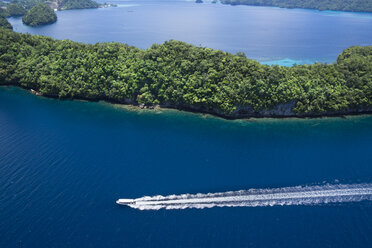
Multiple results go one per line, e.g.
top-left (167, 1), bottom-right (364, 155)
top-left (25, 87), bottom-right (372, 120)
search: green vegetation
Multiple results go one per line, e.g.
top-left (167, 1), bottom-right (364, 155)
top-left (0, 29), bottom-right (371, 117)
top-left (6, 3), bottom-right (27, 16)
top-left (0, 16), bottom-right (12, 29)
top-left (10, 0), bottom-right (44, 10)
top-left (220, 0), bottom-right (372, 12)
top-left (0, 8), bottom-right (10, 17)
top-left (8, 0), bottom-right (99, 12)
top-left (59, 0), bottom-right (99, 10)
top-left (22, 3), bottom-right (57, 26)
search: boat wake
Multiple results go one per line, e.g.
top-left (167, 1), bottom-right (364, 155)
top-left (119, 183), bottom-right (372, 210)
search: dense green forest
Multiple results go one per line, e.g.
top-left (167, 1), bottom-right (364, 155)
top-left (0, 16), bottom-right (12, 29)
top-left (22, 3), bottom-right (57, 26)
top-left (0, 28), bottom-right (371, 117)
top-left (0, 8), bottom-right (10, 17)
top-left (58, 0), bottom-right (99, 10)
top-left (5, 3), bottom-right (27, 16)
top-left (220, 0), bottom-right (372, 12)
top-left (10, 0), bottom-right (45, 10)
top-left (10, 0), bottom-right (99, 10)
top-left (1, 0), bottom-right (99, 17)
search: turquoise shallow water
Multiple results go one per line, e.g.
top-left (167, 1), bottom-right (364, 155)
top-left (7, 0), bottom-right (372, 65)
top-left (1, 86), bottom-right (372, 247)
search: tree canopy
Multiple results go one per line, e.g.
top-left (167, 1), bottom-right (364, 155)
top-left (10, 0), bottom-right (44, 10)
top-left (6, 3), bottom-right (27, 16)
top-left (22, 3), bottom-right (57, 26)
top-left (4, 0), bottom-right (99, 16)
top-left (0, 8), bottom-right (10, 18)
top-left (0, 29), bottom-right (371, 117)
top-left (0, 16), bottom-right (12, 29)
top-left (10, 0), bottom-right (100, 10)
top-left (59, 0), bottom-right (99, 10)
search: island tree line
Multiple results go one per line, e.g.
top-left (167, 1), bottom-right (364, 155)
top-left (0, 28), bottom-right (371, 117)
top-left (220, 0), bottom-right (372, 13)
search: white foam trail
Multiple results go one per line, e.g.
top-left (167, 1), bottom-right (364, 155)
top-left (125, 184), bottom-right (372, 210)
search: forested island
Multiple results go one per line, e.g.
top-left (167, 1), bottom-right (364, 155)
top-left (0, 0), bottom-right (99, 18)
top-left (11, 0), bottom-right (99, 10)
top-left (22, 3), bottom-right (57, 26)
top-left (56, 0), bottom-right (99, 10)
top-left (0, 28), bottom-right (371, 118)
top-left (4, 3), bottom-right (27, 16)
top-left (220, 0), bottom-right (372, 13)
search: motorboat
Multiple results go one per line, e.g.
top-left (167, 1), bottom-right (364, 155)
top-left (116, 199), bottom-right (136, 205)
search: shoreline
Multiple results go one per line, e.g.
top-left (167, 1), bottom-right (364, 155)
top-left (1, 30), bottom-right (371, 122)
top-left (2, 85), bottom-right (371, 121)
top-left (219, 2), bottom-right (372, 14)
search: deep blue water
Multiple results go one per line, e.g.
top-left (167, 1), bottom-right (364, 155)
top-left (3, 1), bottom-right (372, 246)
top-left (1, 86), bottom-right (372, 247)
top-left (7, 0), bottom-right (372, 65)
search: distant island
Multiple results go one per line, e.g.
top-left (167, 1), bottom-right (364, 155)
top-left (12, 0), bottom-right (99, 10)
top-left (0, 28), bottom-right (371, 118)
top-left (0, 0), bottom-right (101, 18)
top-left (220, 0), bottom-right (372, 13)
top-left (22, 3), bottom-right (57, 26)
top-left (3, 2), bottom-right (27, 16)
